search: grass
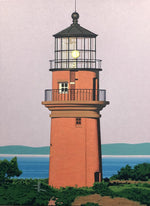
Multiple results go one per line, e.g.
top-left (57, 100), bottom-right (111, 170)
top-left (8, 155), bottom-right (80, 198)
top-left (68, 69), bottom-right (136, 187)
top-left (110, 182), bottom-right (150, 193)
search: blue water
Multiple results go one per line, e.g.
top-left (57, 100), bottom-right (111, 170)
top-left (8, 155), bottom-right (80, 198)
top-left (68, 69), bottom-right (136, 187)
top-left (1, 156), bottom-right (150, 179)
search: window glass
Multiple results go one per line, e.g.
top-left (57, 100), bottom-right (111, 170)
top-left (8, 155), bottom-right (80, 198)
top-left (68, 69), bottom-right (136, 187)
top-left (55, 52), bottom-right (58, 61)
top-left (76, 118), bottom-right (81, 125)
top-left (62, 62), bottom-right (67, 68)
top-left (62, 51), bottom-right (68, 60)
top-left (91, 51), bottom-right (95, 60)
top-left (77, 38), bottom-right (83, 50)
top-left (57, 38), bottom-right (61, 51)
top-left (69, 38), bottom-right (76, 50)
top-left (91, 38), bottom-right (95, 51)
top-left (55, 38), bottom-right (58, 51)
top-left (85, 51), bottom-right (90, 60)
top-left (59, 82), bottom-right (68, 94)
top-left (62, 38), bottom-right (68, 50)
top-left (57, 52), bottom-right (61, 61)
top-left (85, 38), bottom-right (90, 50)
top-left (69, 62), bottom-right (76, 69)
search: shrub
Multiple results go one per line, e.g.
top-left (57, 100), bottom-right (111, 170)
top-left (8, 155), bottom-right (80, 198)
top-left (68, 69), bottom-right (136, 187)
top-left (132, 163), bottom-right (150, 181)
top-left (115, 188), bottom-right (150, 206)
top-left (103, 177), bottom-right (109, 182)
top-left (0, 157), bottom-right (22, 185)
top-left (0, 179), bottom-right (57, 206)
top-left (110, 163), bottom-right (150, 181)
top-left (55, 186), bottom-right (94, 206)
top-left (92, 182), bottom-right (114, 197)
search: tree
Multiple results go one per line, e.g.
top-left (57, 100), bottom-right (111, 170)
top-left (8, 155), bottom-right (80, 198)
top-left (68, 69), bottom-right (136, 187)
top-left (132, 163), bottom-right (150, 181)
top-left (0, 157), bottom-right (22, 184)
top-left (111, 163), bottom-right (150, 181)
top-left (117, 164), bottom-right (132, 180)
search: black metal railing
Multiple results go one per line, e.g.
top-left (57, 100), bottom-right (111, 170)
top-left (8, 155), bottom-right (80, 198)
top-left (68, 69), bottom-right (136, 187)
top-left (49, 59), bottom-right (102, 70)
top-left (44, 89), bottom-right (106, 102)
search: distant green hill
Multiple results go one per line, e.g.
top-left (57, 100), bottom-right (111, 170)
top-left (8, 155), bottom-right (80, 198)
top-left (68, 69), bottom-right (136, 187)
top-left (0, 143), bottom-right (150, 155)
top-left (101, 143), bottom-right (150, 155)
top-left (0, 145), bottom-right (49, 155)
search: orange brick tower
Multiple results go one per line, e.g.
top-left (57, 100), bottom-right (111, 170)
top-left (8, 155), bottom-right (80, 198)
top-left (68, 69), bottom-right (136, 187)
top-left (42, 11), bottom-right (109, 188)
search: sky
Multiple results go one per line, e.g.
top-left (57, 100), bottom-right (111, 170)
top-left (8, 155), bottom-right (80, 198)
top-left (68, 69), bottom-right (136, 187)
top-left (0, 0), bottom-right (150, 147)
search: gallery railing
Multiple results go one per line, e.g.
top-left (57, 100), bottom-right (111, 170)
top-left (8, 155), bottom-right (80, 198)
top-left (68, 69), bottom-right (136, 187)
top-left (44, 89), bottom-right (106, 102)
top-left (49, 59), bottom-right (102, 70)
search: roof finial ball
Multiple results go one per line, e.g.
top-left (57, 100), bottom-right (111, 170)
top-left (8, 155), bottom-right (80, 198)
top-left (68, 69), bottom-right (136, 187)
top-left (72, 12), bottom-right (79, 24)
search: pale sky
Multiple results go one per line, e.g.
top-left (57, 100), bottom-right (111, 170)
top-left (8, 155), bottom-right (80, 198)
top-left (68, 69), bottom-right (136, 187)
top-left (0, 0), bottom-right (150, 146)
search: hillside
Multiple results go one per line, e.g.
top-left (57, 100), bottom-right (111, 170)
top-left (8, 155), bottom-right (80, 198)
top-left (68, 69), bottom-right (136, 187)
top-left (0, 145), bottom-right (49, 155)
top-left (0, 143), bottom-right (150, 155)
top-left (102, 143), bottom-right (150, 155)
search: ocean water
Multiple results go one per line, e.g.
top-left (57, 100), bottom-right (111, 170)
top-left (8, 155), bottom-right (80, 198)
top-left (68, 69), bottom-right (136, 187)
top-left (1, 156), bottom-right (150, 179)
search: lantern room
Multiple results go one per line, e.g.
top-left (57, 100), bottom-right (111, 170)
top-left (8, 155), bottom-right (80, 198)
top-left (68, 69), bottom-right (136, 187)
top-left (50, 12), bottom-right (102, 71)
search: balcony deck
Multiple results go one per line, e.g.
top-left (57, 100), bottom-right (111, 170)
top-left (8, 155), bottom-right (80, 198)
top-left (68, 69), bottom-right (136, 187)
top-left (44, 89), bottom-right (107, 102)
top-left (42, 89), bottom-right (109, 117)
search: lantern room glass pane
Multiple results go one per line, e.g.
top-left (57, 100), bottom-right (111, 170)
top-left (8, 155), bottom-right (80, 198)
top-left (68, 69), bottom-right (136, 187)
top-left (62, 38), bottom-right (68, 50)
top-left (85, 38), bottom-right (90, 50)
top-left (77, 38), bottom-right (84, 50)
top-left (91, 38), bottom-right (95, 50)
top-left (62, 63), bottom-right (66, 68)
top-left (57, 38), bottom-right (61, 51)
top-left (62, 51), bottom-right (68, 60)
top-left (85, 51), bottom-right (90, 60)
top-left (55, 38), bottom-right (58, 51)
top-left (77, 51), bottom-right (83, 60)
top-left (58, 52), bottom-right (61, 60)
top-left (91, 51), bottom-right (95, 60)
top-left (69, 51), bottom-right (75, 60)
top-left (69, 37), bottom-right (76, 50)
top-left (69, 61), bottom-right (76, 68)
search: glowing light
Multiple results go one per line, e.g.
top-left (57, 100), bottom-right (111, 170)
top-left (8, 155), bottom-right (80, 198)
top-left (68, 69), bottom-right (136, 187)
top-left (72, 50), bottom-right (80, 58)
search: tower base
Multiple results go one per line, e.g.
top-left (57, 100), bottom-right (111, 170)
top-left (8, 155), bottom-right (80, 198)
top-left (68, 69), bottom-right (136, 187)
top-left (49, 117), bottom-right (102, 188)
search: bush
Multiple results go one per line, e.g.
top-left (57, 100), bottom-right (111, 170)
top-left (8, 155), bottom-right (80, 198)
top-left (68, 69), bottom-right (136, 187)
top-left (0, 157), bottom-right (22, 185)
top-left (92, 182), bottom-right (114, 197)
top-left (110, 163), bottom-right (150, 181)
top-left (55, 186), bottom-right (94, 206)
top-left (110, 165), bottom-right (132, 180)
top-left (115, 188), bottom-right (150, 206)
top-left (132, 163), bottom-right (150, 181)
top-left (103, 177), bottom-right (109, 182)
top-left (0, 179), bottom-right (57, 206)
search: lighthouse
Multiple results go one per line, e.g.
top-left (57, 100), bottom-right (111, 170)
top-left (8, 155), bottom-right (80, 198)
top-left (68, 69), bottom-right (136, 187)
top-left (42, 11), bottom-right (109, 188)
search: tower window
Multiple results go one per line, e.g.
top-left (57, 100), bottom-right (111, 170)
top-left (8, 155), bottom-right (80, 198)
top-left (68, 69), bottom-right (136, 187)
top-left (59, 82), bottom-right (68, 94)
top-left (76, 118), bottom-right (81, 125)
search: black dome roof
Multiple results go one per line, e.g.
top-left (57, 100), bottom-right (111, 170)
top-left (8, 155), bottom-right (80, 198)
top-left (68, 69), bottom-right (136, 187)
top-left (53, 12), bottom-right (97, 38)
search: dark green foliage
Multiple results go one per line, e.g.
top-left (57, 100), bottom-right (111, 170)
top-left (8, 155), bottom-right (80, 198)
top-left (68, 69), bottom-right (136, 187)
top-left (0, 178), bottom-right (57, 206)
top-left (92, 182), bottom-right (114, 197)
top-left (7, 157), bottom-right (22, 178)
top-left (1, 179), bottom-right (150, 205)
top-left (81, 203), bottom-right (99, 206)
top-left (111, 164), bottom-right (132, 180)
top-left (118, 165), bottom-right (132, 180)
top-left (115, 188), bottom-right (150, 206)
top-left (132, 163), bottom-right (150, 181)
top-left (111, 163), bottom-right (150, 181)
top-left (55, 187), bottom-right (94, 206)
top-left (0, 157), bottom-right (22, 184)
top-left (103, 177), bottom-right (109, 182)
